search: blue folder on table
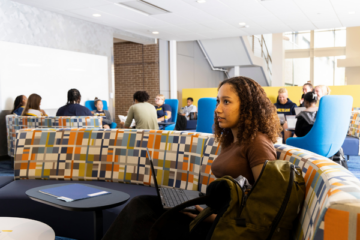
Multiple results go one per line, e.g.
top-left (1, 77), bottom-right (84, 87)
top-left (39, 184), bottom-right (110, 202)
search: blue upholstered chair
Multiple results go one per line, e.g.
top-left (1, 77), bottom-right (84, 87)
top-left (85, 100), bottom-right (117, 129)
top-left (164, 99), bottom-right (178, 131)
top-left (196, 98), bottom-right (217, 134)
top-left (286, 95), bottom-right (353, 158)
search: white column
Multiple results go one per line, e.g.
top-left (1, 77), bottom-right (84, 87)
top-left (228, 66), bottom-right (240, 78)
top-left (169, 40), bottom-right (177, 99)
top-left (272, 33), bottom-right (285, 86)
top-left (310, 30), bottom-right (315, 86)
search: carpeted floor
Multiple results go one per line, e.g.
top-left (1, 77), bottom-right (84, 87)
top-left (1, 155), bottom-right (360, 240)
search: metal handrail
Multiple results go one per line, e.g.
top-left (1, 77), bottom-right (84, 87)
top-left (251, 35), bottom-right (272, 76)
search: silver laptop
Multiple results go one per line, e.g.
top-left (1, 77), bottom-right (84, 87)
top-left (278, 114), bottom-right (285, 124)
top-left (295, 107), bottom-right (306, 116)
top-left (286, 115), bottom-right (296, 120)
top-left (287, 118), bottom-right (297, 130)
top-left (147, 148), bottom-right (204, 210)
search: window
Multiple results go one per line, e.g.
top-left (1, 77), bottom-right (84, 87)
top-left (314, 28), bottom-right (346, 48)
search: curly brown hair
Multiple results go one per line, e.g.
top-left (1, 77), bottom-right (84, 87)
top-left (214, 76), bottom-right (282, 148)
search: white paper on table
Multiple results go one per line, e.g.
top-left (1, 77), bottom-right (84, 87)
top-left (118, 115), bottom-right (136, 128)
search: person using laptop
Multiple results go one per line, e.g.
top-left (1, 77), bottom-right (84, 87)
top-left (102, 77), bottom-right (280, 240)
top-left (275, 88), bottom-right (297, 143)
top-left (293, 91), bottom-right (318, 138)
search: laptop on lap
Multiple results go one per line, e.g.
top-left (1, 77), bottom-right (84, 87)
top-left (146, 148), bottom-right (204, 210)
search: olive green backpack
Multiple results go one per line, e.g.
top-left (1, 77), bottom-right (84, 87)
top-left (150, 160), bottom-right (305, 240)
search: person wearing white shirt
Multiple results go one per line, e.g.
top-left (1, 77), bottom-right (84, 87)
top-left (182, 97), bottom-right (197, 120)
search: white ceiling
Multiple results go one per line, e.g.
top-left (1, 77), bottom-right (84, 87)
top-left (12, 0), bottom-right (360, 41)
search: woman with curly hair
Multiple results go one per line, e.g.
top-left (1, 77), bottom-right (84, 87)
top-left (102, 77), bottom-right (281, 240)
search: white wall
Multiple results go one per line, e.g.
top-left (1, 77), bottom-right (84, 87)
top-left (0, 0), bottom-right (153, 156)
top-left (177, 41), bottom-right (226, 107)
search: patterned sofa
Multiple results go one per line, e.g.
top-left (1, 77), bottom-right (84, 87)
top-left (0, 128), bottom-right (359, 240)
top-left (342, 111), bottom-right (360, 158)
top-left (5, 115), bottom-right (102, 157)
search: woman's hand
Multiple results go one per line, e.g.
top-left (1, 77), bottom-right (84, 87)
top-left (183, 205), bottom-right (217, 223)
top-left (40, 109), bottom-right (47, 116)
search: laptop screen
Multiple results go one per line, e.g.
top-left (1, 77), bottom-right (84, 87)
top-left (146, 148), bottom-right (161, 197)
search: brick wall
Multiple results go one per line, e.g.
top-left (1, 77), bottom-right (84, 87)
top-left (114, 42), bottom-right (160, 125)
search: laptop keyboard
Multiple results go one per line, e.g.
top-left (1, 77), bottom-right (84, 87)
top-left (161, 188), bottom-right (190, 207)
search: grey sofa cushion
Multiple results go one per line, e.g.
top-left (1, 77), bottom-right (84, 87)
top-left (0, 176), bottom-right (13, 188)
top-left (0, 180), bottom-right (157, 240)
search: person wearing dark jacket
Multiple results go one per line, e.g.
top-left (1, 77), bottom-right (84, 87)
top-left (274, 88), bottom-right (297, 116)
top-left (294, 92), bottom-right (318, 137)
top-left (92, 97), bottom-right (113, 129)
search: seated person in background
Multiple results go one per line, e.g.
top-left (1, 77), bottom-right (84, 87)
top-left (315, 85), bottom-right (331, 100)
top-left (122, 91), bottom-right (158, 130)
top-left (274, 88), bottom-right (297, 116)
top-left (11, 95), bottom-right (27, 115)
top-left (92, 97), bottom-right (112, 129)
top-left (181, 97), bottom-right (197, 120)
top-left (21, 94), bottom-right (47, 117)
top-left (299, 83), bottom-right (313, 107)
top-left (154, 94), bottom-right (172, 122)
top-left (56, 89), bottom-right (92, 116)
top-left (294, 91), bottom-right (318, 138)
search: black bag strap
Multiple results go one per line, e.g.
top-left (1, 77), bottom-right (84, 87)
top-left (149, 196), bottom-right (209, 240)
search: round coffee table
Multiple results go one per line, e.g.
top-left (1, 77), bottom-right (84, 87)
top-left (0, 217), bottom-right (55, 240)
top-left (26, 183), bottom-right (130, 240)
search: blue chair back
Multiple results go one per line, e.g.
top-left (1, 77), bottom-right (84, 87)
top-left (84, 100), bottom-right (117, 129)
top-left (286, 95), bottom-right (353, 157)
top-left (85, 100), bottom-right (108, 111)
top-left (164, 99), bottom-right (178, 131)
top-left (196, 98), bottom-right (217, 134)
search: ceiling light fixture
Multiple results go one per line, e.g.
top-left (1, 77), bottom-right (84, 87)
top-left (114, 3), bottom-right (150, 16)
top-left (197, 0), bottom-right (206, 3)
top-left (92, 14), bottom-right (101, 17)
top-left (239, 22), bottom-right (246, 26)
top-left (152, 31), bottom-right (159, 34)
top-left (349, 11), bottom-right (356, 14)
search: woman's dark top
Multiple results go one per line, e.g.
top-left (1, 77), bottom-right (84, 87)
top-left (295, 111), bottom-right (317, 137)
top-left (56, 103), bottom-right (92, 116)
top-left (13, 106), bottom-right (25, 115)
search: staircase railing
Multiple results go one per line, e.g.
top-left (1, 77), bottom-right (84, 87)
top-left (248, 35), bottom-right (272, 85)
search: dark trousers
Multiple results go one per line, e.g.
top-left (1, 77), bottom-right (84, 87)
top-left (102, 195), bottom-right (211, 240)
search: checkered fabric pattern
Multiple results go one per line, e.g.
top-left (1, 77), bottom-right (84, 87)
top-left (6, 115), bottom-right (102, 157)
top-left (199, 136), bottom-right (221, 193)
top-left (275, 144), bottom-right (360, 240)
top-left (14, 129), bottom-right (210, 190)
top-left (348, 111), bottom-right (360, 138)
top-left (347, 111), bottom-right (360, 155)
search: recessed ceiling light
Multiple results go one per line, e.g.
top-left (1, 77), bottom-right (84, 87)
top-left (197, 0), bottom-right (206, 3)
top-left (239, 22), bottom-right (246, 26)
top-left (349, 11), bottom-right (356, 14)
top-left (92, 14), bottom-right (101, 17)
top-left (152, 31), bottom-right (159, 34)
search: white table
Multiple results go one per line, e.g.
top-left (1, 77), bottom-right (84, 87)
top-left (0, 217), bottom-right (55, 240)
